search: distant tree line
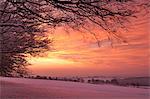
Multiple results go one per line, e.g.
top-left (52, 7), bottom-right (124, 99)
top-left (27, 75), bottom-right (85, 83)
top-left (87, 78), bottom-right (142, 87)
top-left (87, 78), bottom-right (118, 85)
top-left (19, 75), bottom-right (149, 87)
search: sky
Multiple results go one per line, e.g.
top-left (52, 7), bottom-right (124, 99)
top-left (28, 12), bottom-right (149, 77)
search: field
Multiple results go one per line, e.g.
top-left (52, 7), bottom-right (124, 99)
top-left (0, 77), bottom-right (149, 99)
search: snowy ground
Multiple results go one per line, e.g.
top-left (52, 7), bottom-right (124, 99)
top-left (0, 77), bottom-right (149, 99)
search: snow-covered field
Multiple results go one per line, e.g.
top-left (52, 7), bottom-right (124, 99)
top-left (0, 77), bottom-right (149, 99)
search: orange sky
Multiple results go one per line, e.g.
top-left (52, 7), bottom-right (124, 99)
top-left (28, 13), bottom-right (149, 77)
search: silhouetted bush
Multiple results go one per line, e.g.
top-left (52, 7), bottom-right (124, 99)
top-left (111, 79), bottom-right (119, 85)
top-left (105, 80), bottom-right (111, 84)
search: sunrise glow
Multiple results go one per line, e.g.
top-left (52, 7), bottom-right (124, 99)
top-left (28, 14), bottom-right (149, 77)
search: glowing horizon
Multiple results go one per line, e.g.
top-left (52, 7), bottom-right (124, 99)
top-left (28, 14), bottom-right (149, 77)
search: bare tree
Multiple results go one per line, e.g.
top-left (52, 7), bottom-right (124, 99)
top-left (6, 0), bottom-right (149, 41)
top-left (0, 0), bottom-right (149, 76)
top-left (0, 0), bottom-right (51, 76)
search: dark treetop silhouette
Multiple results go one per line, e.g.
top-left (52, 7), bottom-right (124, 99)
top-left (0, 0), bottom-right (149, 76)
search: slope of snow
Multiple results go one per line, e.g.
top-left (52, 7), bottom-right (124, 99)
top-left (0, 77), bottom-right (149, 99)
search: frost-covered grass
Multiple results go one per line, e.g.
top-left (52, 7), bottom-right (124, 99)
top-left (0, 77), bottom-right (149, 99)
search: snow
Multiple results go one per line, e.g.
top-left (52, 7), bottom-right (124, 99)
top-left (0, 77), bottom-right (150, 99)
